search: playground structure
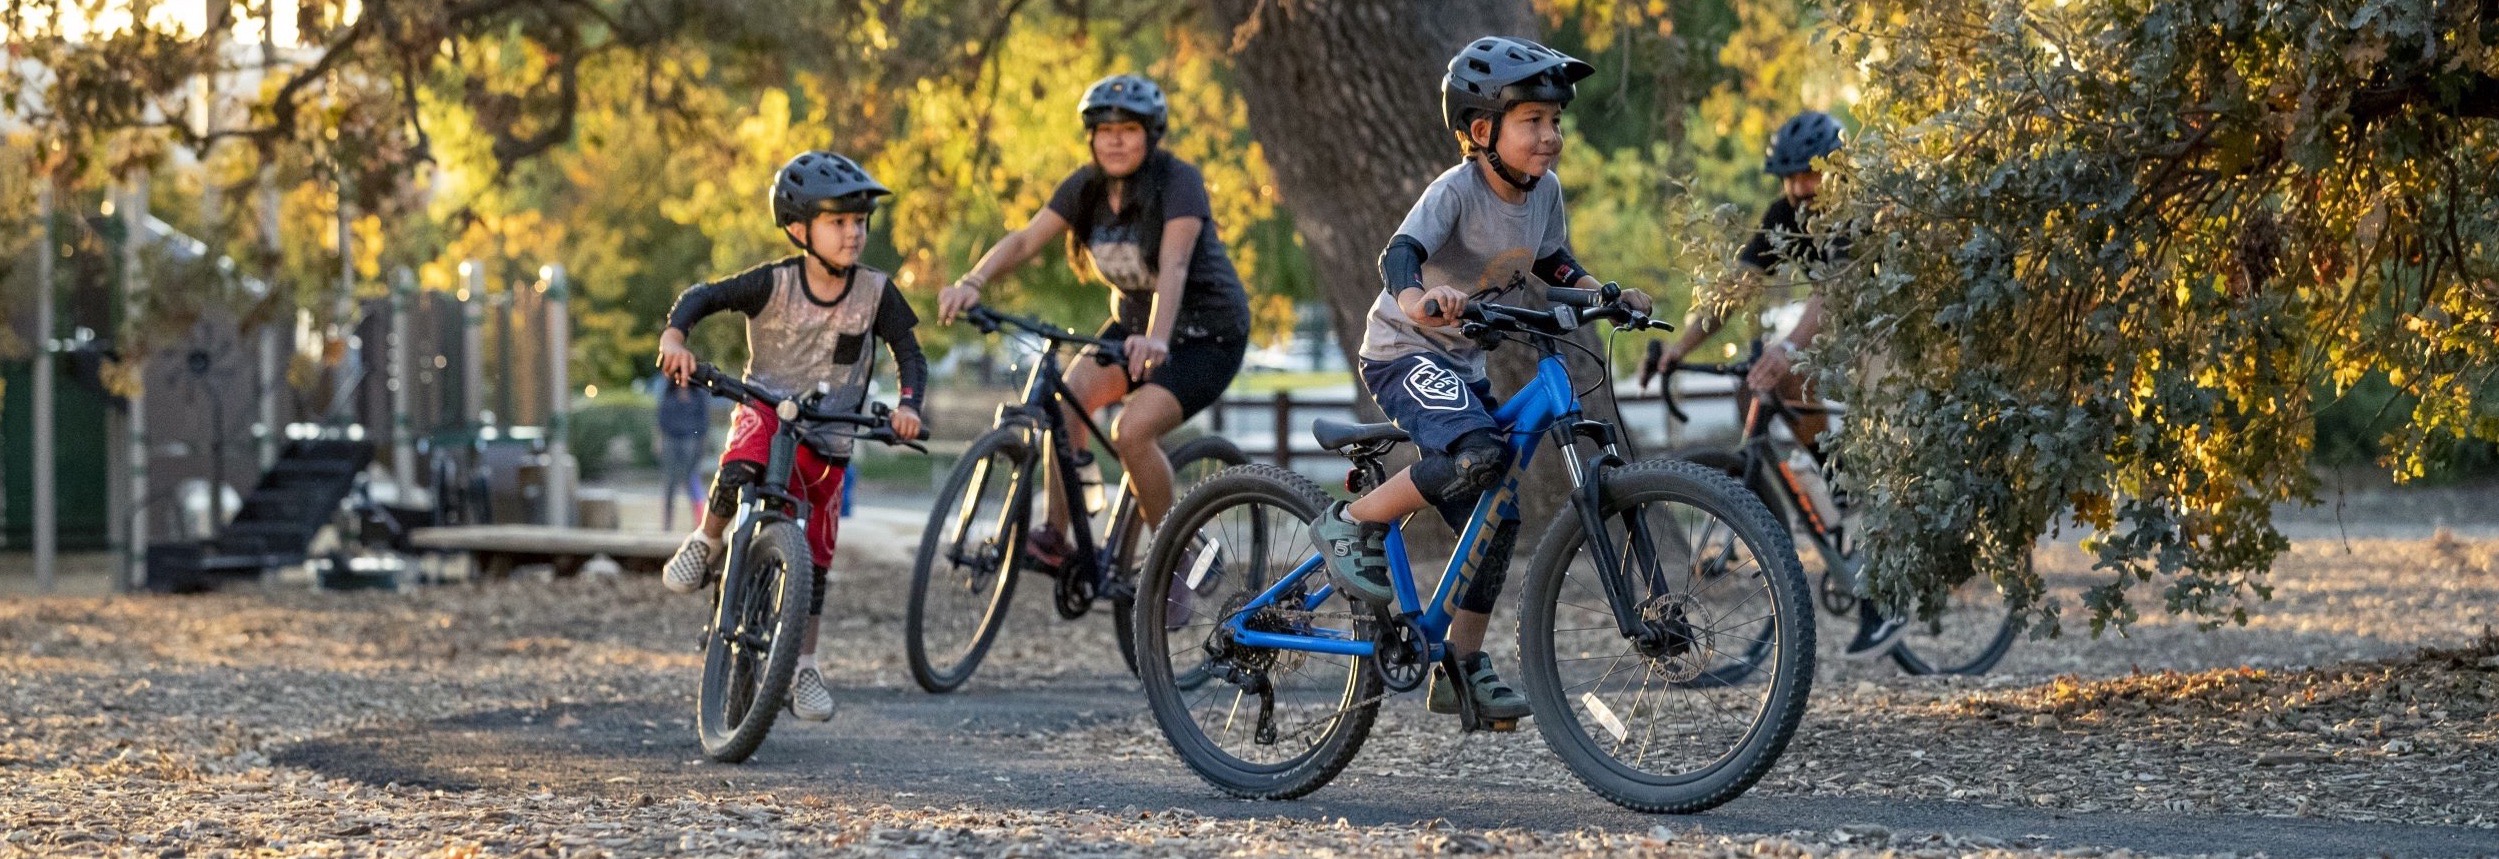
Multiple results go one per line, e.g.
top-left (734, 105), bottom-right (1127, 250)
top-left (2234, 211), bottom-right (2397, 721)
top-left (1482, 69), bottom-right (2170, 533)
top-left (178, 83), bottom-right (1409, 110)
top-left (2, 177), bottom-right (584, 590)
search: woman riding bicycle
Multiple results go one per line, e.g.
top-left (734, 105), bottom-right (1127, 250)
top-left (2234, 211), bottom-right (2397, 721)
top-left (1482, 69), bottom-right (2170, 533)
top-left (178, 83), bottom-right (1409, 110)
top-left (936, 73), bottom-right (1251, 562)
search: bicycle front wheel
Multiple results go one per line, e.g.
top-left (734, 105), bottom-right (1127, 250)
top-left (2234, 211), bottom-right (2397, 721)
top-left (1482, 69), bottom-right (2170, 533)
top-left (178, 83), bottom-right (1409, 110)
top-left (695, 519), bottom-right (812, 763)
top-left (1134, 465), bottom-right (1378, 800)
top-left (906, 427), bottom-right (1033, 693)
top-left (1518, 458), bottom-right (1814, 813)
top-left (1889, 553), bottom-right (2022, 675)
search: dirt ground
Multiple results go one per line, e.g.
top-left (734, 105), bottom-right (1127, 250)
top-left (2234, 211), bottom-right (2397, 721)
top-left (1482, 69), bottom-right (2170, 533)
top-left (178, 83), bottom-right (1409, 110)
top-left (1, 492), bottom-right (2495, 857)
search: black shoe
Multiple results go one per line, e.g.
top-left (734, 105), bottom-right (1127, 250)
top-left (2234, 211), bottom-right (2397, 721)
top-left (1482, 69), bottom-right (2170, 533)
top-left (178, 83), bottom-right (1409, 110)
top-left (1843, 600), bottom-right (1906, 659)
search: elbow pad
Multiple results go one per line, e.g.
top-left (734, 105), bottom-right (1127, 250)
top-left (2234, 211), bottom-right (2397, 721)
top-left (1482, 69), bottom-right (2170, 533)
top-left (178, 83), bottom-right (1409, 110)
top-left (1533, 247), bottom-right (1588, 288)
top-left (1379, 235), bottom-right (1428, 296)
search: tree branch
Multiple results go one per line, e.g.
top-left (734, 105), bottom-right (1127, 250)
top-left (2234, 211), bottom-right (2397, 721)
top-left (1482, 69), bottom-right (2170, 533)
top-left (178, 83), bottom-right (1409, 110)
top-left (2350, 71), bottom-right (2499, 122)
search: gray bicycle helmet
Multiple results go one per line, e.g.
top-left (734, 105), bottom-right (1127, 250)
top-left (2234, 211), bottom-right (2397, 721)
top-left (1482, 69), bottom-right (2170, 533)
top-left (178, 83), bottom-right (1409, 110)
top-left (1079, 74), bottom-right (1168, 137)
top-left (1763, 111), bottom-right (1843, 177)
top-left (1441, 36), bottom-right (1594, 134)
top-left (771, 150), bottom-right (890, 229)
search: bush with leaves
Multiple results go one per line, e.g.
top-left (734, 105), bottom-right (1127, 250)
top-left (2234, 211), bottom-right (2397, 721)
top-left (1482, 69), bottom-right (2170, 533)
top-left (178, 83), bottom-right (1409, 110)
top-left (1819, 0), bottom-right (2499, 634)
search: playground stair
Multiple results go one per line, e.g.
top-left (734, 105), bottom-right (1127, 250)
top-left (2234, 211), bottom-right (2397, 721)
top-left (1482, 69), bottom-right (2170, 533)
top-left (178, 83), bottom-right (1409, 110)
top-left (145, 439), bottom-right (375, 592)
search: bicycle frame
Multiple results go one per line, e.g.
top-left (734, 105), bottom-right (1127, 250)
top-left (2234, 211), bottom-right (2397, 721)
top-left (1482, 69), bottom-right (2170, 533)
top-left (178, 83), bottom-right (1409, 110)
top-left (1219, 350), bottom-right (1662, 660)
top-left (977, 326), bottom-right (1141, 598)
top-left (715, 420), bottom-right (810, 592)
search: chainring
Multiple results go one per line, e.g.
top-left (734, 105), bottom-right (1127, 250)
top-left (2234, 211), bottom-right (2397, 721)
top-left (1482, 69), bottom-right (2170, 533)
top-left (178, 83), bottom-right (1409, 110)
top-left (1366, 611), bottom-right (1430, 693)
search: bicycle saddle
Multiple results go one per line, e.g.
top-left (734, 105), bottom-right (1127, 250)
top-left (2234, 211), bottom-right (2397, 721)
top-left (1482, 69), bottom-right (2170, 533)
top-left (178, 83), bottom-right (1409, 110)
top-left (1311, 417), bottom-right (1408, 452)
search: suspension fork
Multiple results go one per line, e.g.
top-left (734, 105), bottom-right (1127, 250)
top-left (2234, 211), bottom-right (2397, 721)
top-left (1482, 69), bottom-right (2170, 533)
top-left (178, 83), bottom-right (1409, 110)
top-left (1559, 422), bottom-right (1650, 640)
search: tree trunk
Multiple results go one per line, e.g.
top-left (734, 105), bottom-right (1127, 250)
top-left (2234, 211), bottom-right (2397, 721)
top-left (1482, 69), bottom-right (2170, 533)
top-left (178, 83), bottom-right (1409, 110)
top-left (1207, 0), bottom-right (1621, 538)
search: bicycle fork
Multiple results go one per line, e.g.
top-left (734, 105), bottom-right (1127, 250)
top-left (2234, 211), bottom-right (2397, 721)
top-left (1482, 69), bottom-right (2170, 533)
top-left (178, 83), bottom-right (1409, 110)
top-left (1561, 422), bottom-right (1689, 653)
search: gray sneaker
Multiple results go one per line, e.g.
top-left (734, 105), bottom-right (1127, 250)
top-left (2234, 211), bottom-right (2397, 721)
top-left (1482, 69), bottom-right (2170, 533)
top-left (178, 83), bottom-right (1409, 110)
top-left (1428, 651), bottom-right (1531, 722)
top-left (789, 666), bottom-right (835, 722)
top-left (1311, 500), bottom-right (1393, 605)
top-left (663, 533), bottom-right (722, 594)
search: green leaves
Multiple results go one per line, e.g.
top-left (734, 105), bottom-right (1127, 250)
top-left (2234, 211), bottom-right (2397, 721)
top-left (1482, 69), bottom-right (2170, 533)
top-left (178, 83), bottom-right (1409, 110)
top-left (1822, 0), bottom-right (2498, 635)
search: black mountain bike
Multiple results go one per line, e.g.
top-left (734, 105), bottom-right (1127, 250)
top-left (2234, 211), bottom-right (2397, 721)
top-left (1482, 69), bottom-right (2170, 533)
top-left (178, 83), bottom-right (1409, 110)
top-left (906, 305), bottom-right (1248, 693)
top-left (1659, 344), bottom-right (2019, 675)
top-left (684, 363), bottom-right (925, 762)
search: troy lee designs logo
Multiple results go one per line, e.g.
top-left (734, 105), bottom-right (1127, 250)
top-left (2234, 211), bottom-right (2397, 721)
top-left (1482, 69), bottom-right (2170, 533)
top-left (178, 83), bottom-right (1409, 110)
top-left (1404, 362), bottom-right (1467, 411)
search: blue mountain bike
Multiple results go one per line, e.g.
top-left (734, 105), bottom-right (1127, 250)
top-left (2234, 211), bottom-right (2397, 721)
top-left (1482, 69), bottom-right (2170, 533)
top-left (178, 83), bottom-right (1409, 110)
top-left (1131, 286), bottom-right (1815, 813)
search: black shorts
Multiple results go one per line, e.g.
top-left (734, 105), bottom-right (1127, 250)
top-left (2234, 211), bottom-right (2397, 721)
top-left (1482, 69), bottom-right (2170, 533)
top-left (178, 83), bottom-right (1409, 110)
top-left (1096, 321), bottom-right (1246, 420)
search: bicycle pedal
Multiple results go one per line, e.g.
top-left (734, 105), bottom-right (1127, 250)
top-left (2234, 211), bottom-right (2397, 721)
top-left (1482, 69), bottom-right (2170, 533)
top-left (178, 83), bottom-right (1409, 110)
top-left (1479, 718), bottom-right (1521, 733)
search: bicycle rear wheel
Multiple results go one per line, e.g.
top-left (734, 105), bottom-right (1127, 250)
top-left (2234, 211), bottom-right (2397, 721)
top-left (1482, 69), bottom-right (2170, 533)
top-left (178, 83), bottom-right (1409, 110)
top-left (1134, 465), bottom-right (1378, 800)
top-left (695, 519), bottom-right (812, 763)
top-left (1111, 435), bottom-right (1251, 676)
top-left (906, 427), bottom-right (1033, 693)
top-left (1519, 458), bottom-right (1813, 813)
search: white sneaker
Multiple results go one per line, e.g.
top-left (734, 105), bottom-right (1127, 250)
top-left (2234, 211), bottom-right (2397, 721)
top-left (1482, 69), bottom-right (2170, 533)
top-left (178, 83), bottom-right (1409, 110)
top-left (663, 533), bottom-right (722, 594)
top-left (789, 666), bottom-right (835, 721)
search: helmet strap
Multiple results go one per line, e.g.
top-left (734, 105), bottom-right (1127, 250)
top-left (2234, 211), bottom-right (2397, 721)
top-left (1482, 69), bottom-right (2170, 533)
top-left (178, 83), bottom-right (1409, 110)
top-left (1473, 118), bottom-right (1541, 192)
top-left (796, 220), bottom-right (862, 302)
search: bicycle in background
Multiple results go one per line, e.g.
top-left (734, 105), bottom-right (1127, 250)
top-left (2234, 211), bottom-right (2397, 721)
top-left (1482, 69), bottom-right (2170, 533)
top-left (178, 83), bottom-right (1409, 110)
top-left (1659, 343), bottom-right (2019, 675)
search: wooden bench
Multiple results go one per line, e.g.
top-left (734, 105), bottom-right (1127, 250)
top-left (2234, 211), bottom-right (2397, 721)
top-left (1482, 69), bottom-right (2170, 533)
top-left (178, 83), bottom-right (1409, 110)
top-left (407, 526), bottom-right (680, 577)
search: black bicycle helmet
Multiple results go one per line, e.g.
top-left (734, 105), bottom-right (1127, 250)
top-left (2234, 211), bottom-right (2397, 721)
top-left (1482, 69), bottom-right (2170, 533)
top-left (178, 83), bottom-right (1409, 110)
top-left (771, 150), bottom-right (890, 229)
top-left (1442, 37), bottom-right (1593, 134)
top-left (1763, 111), bottom-right (1844, 177)
top-left (1079, 74), bottom-right (1169, 137)
top-left (1441, 36), bottom-right (1593, 191)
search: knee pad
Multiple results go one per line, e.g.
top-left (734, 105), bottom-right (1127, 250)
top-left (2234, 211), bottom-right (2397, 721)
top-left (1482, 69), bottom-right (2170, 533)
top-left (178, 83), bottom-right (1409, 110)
top-left (707, 460), bottom-right (764, 519)
top-left (1413, 429), bottom-right (1509, 506)
top-left (1457, 518), bottom-right (1520, 614)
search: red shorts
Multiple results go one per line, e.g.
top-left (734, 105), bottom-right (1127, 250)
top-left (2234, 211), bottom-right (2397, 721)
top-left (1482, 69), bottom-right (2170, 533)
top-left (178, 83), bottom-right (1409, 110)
top-left (720, 403), bottom-right (845, 569)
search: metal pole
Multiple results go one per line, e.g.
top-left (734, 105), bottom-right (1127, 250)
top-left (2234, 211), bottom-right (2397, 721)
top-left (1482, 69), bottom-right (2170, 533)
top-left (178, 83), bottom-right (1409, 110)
top-left (33, 178), bottom-right (57, 591)
top-left (494, 276), bottom-right (514, 429)
top-left (335, 179), bottom-right (356, 425)
top-left (257, 170), bottom-right (282, 469)
top-left (390, 267), bottom-right (416, 490)
top-left (541, 264), bottom-right (573, 527)
top-left (123, 171), bottom-right (150, 589)
top-left (460, 260), bottom-right (485, 426)
top-left (1272, 391), bottom-right (1291, 469)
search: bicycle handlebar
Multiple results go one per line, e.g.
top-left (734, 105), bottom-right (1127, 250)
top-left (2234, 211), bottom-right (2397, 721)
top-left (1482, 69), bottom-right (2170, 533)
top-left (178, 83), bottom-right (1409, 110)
top-left (961, 305), bottom-right (1129, 367)
top-left (1420, 282), bottom-right (1673, 344)
top-left (1650, 341), bottom-right (1838, 425)
top-left (686, 363), bottom-right (930, 450)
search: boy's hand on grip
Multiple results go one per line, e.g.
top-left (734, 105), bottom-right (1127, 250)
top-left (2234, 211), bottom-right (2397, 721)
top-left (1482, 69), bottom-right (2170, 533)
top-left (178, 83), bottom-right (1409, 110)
top-left (1619, 288), bottom-right (1655, 315)
top-left (889, 405), bottom-right (923, 442)
top-left (656, 337), bottom-right (698, 384)
top-left (1399, 285), bottom-right (1469, 328)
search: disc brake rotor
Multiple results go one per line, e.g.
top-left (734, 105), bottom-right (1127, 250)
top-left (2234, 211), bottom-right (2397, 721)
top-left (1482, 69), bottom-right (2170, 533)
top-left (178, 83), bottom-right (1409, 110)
top-left (1639, 592), bottom-right (1710, 683)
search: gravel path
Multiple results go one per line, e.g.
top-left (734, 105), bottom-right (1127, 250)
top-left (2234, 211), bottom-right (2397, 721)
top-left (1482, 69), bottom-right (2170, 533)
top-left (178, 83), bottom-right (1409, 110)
top-left (2, 524), bottom-right (2495, 857)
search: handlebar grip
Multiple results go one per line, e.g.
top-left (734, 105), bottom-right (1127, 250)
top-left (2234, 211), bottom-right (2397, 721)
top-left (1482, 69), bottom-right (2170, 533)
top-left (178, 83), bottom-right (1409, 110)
top-left (1422, 298), bottom-right (1441, 318)
top-left (1662, 377), bottom-right (1689, 424)
top-left (1545, 286), bottom-right (1603, 307)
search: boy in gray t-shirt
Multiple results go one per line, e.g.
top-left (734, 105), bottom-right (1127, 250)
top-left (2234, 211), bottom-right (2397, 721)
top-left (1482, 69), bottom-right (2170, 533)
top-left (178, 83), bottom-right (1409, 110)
top-left (1315, 37), bottom-right (1651, 727)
